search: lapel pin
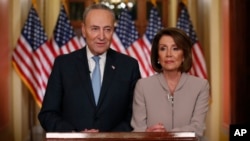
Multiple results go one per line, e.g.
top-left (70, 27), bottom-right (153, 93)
top-left (111, 65), bottom-right (115, 70)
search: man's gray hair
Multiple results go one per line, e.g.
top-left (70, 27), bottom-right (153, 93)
top-left (82, 3), bottom-right (115, 23)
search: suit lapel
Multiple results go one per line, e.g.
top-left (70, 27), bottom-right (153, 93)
top-left (76, 47), bottom-right (96, 106)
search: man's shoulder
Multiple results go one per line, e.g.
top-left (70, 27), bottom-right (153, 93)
top-left (56, 48), bottom-right (84, 60)
top-left (109, 49), bottom-right (137, 63)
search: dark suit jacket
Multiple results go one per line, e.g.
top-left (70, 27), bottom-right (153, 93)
top-left (38, 47), bottom-right (141, 132)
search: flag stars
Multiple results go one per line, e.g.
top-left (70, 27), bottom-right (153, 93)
top-left (177, 7), bottom-right (198, 44)
top-left (145, 8), bottom-right (163, 42)
top-left (12, 5), bottom-right (83, 107)
top-left (176, 4), bottom-right (207, 78)
top-left (53, 6), bottom-right (75, 47)
top-left (116, 8), bottom-right (139, 49)
top-left (21, 6), bottom-right (47, 51)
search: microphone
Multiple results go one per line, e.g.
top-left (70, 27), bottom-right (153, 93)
top-left (167, 94), bottom-right (174, 104)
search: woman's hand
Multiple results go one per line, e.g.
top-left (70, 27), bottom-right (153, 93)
top-left (146, 123), bottom-right (166, 132)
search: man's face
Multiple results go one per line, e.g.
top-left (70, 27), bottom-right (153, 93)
top-left (82, 9), bottom-right (114, 55)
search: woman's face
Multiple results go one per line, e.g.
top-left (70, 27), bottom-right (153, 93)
top-left (158, 35), bottom-right (184, 72)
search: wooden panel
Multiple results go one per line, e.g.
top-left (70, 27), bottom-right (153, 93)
top-left (135, 0), bottom-right (147, 36)
top-left (221, 0), bottom-right (230, 128)
top-left (67, 0), bottom-right (168, 36)
top-left (0, 0), bottom-right (11, 131)
top-left (229, 0), bottom-right (250, 124)
top-left (0, 0), bottom-right (12, 140)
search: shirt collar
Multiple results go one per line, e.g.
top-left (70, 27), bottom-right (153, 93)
top-left (86, 45), bottom-right (107, 61)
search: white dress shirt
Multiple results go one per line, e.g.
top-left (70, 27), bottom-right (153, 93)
top-left (86, 46), bottom-right (106, 83)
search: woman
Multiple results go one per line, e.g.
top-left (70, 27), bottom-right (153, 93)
top-left (131, 27), bottom-right (210, 139)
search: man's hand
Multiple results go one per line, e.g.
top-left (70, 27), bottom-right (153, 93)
top-left (82, 129), bottom-right (99, 132)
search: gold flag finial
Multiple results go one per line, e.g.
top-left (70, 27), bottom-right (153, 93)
top-left (61, 0), bottom-right (69, 15)
top-left (32, 0), bottom-right (38, 10)
top-left (151, 0), bottom-right (157, 7)
top-left (182, 0), bottom-right (188, 6)
top-left (94, 0), bottom-right (99, 4)
top-left (125, 0), bottom-right (129, 4)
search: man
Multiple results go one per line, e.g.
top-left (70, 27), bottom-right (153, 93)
top-left (38, 4), bottom-right (141, 132)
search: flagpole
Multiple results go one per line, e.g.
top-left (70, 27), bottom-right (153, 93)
top-left (30, 1), bottom-right (37, 140)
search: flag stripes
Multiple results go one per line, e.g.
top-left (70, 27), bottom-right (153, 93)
top-left (12, 6), bottom-right (49, 106)
top-left (140, 7), bottom-right (163, 76)
top-left (12, 5), bottom-right (83, 107)
top-left (112, 8), bottom-right (153, 78)
top-left (176, 3), bottom-right (207, 79)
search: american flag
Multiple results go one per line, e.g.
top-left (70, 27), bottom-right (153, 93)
top-left (176, 3), bottom-right (207, 79)
top-left (111, 8), bottom-right (150, 78)
top-left (12, 6), bottom-right (50, 107)
top-left (51, 5), bottom-right (83, 56)
top-left (141, 7), bottom-right (163, 76)
top-left (12, 5), bottom-right (84, 107)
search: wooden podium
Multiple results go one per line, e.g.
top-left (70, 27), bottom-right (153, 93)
top-left (45, 132), bottom-right (198, 141)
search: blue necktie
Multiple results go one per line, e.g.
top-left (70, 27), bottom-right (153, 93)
top-left (92, 56), bottom-right (101, 105)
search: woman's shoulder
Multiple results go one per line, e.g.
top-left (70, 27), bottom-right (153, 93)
top-left (184, 73), bottom-right (208, 83)
top-left (183, 73), bottom-right (209, 89)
